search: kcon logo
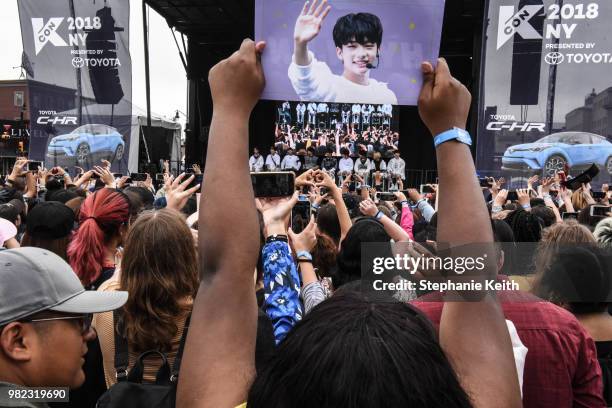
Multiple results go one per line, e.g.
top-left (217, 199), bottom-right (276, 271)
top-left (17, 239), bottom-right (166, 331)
top-left (497, 5), bottom-right (544, 49)
top-left (544, 52), bottom-right (564, 65)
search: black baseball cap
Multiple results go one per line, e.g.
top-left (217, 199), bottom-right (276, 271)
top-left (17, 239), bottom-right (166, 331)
top-left (26, 201), bottom-right (75, 239)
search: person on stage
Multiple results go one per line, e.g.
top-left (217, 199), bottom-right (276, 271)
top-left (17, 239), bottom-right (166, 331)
top-left (281, 148), bottom-right (302, 172)
top-left (352, 103), bottom-right (361, 127)
top-left (370, 151), bottom-right (387, 190)
top-left (249, 147), bottom-right (264, 172)
top-left (296, 102), bottom-right (306, 125)
top-left (341, 103), bottom-right (351, 125)
top-left (387, 148), bottom-right (406, 183)
top-left (303, 147), bottom-right (319, 171)
top-left (266, 146), bottom-right (282, 171)
top-left (354, 149), bottom-right (372, 185)
top-left (307, 102), bottom-right (317, 126)
top-left (338, 147), bottom-right (354, 178)
top-left (288, 2), bottom-right (398, 104)
top-left (316, 102), bottom-right (329, 128)
top-left (320, 148), bottom-right (338, 180)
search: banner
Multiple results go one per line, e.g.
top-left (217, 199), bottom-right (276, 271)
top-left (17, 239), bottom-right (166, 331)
top-left (477, 0), bottom-right (612, 186)
top-left (18, 0), bottom-right (131, 172)
top-left (255, 0), bottom-right (445, 105)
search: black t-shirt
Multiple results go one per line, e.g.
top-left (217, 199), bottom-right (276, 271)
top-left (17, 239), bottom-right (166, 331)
top-left (87, 267), bottom-right (115, 291)
top-left (596, 340), bottom-right (612, 406)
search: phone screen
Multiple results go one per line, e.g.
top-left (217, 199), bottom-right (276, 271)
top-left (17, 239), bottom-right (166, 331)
top-left (420, 184), bottom-right (435, 194)
top-left (506, 191), bottom-right (519, 201)
top-left (130, 173), bottom-right (148, 182)
top-left (592, 191), bottom-right (606, 200)
top-left (251, 172), bottom-right (295, 198)
top-left (27, 161), bottom-right (42, 172)
top-left (591, 206), bottom-right (610, 217)
top-left (562, 212), bottom-right (578, 220)
top-left (291, 201), bottom-right (311, 233)
top-left (376, 192), bottom-right (397, 201)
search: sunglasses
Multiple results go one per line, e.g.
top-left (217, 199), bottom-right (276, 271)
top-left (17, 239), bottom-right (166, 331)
top-left (24, 314), bottom-right (93, 335)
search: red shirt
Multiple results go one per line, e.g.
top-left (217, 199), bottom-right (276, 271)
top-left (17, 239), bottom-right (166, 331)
top-left (411, 289), bottom-right (605, 408)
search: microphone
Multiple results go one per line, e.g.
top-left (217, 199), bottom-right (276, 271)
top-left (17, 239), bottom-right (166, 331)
top-left (366, 53), bottom-right (380, 69)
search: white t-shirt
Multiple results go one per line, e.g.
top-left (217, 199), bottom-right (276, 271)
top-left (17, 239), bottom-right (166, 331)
top-left (289, 51), bottom-right (398, 105)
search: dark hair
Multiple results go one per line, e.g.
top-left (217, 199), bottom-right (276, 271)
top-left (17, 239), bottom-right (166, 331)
top-left (21, 233), bottom-right (71, 261)
top-left (124, 186), bottom-right (155, 210)
top-left (531, 205), bottom-right (556, 228)
top-left (334, 218), bottom-right (391, 288)
top-left (504, 210), bottom-right (543, 242)
top-left (535, 246), bottom-right (610, 315)
top-left (316, 204), bottom-right (341, 245)
top-left (0, 204), bottom-right (19, 225)
top-left (340, 147), bottom-right (350, 155)
top-left (333, 13), bottom-right (383, 48)
top-left (46, 188), bottom-right (78, 204)
top-left (247, 293), bottom-right (472, 408)
top-left (312, 233), bottom-right (337, 278)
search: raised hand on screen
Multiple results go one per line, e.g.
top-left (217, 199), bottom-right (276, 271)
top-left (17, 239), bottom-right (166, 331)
top-left (294, 0), bottom-right (331, 45)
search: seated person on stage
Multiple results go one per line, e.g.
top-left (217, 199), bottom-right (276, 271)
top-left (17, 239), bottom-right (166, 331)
top-left (303, 147), bottom-right (319, 171)
top-left (249, 147), bottom-right (264, 172)
top-left (338, 147), bottom-right (354, 177)
top-left (266, 146), bottom-right (281, 171)
top-left (289, 1), bottom-right (398, 104)
top-left (370, 151), bottom-right (387, 190)
top-left (320, 148), bottom-right (338, 177)
top-left (354, 149), bottom-right (372, 185)
top-left (281, 148), bottom-right (302, 172)
top-left (387, 149), bottom-right (405, 180)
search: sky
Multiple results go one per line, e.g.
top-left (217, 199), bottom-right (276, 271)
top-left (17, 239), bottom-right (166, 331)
top-left (0, 0), bottom-right (187, 128)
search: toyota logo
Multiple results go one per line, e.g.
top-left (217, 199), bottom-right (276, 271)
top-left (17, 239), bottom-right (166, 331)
top-left (71, 57), bottom-right (85, 68)
top-left (544, 52), bottom-right (564, 65)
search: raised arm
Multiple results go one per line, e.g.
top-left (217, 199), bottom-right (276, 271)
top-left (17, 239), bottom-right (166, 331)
top-left (177, 40), bottom-right (266, 408)
top-left (293, 0), bottom-right (331, 66)
top-left (417, 59), bottom-right (521, 408)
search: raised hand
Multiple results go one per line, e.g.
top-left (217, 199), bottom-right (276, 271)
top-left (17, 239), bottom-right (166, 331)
top-left (294, 0), bottom-right (332, 45)
top-left (418, 58), bottom-right (472, 137)
top-left (166, 173), bottom-right (200, 211)
top-left (209, 39), bottom-right (266, 117)
top-left (359, 198), bottom-right (379, 217)
top-left (517, 189), bottom-right (530, 208)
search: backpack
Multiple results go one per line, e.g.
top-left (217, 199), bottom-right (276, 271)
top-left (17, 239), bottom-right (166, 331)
top-left (96, 310), bottom-right (191, 408)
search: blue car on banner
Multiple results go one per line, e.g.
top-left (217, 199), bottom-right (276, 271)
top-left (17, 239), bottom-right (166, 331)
top-left (501, 132), bottom-right (612, 177)
top-left (46, 124), bottom-right (125, 167)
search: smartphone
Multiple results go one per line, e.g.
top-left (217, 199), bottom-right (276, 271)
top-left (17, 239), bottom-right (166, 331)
top-left (320, 187), bottom-right (330, 197)
top-left (130, 173), bottom-right (148, 182)
top-left (251, 172), bottom-right (295, 198)
top-left (27, 161), bottom-right (43, 172)
top-left (291, 201), bottom-right (312, 233)
top-left (155, 173), bottom-right (165, 181)
top-left (506, 191), bottom-right (519, 202)
top-left (113, 173), bottom-right (123, 179)
top-left (376, 192), bottom-right (397, 201)
top-left (592, 191), bottom-right (606, 200)
top-left (562, 212), bottom-right (578, 220)
top-left (91, 172), bottom-right (100, 180)
top-left (590, 205), bottom-right (610, 217)
top-left (420, 184), bottom-right (435, 194)
top-left (478, 177), bottom-right (490, 188)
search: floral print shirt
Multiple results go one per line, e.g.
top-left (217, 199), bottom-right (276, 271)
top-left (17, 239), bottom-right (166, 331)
top-left (262, 240), bottom-right (303, 344)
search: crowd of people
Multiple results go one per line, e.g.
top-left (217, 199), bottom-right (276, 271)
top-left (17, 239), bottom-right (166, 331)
top-left (0, 39), bottom-right (611, 408)
top-left (273, 122), bottom-right (399, 158)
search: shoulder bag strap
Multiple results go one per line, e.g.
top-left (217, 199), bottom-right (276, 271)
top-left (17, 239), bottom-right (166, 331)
top-left (170, 312), bottom-right (192, 381)
top-left (113, 309), bottom-right (130, 382)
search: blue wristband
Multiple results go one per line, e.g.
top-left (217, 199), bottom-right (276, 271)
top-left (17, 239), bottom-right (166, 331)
top-left (434, 128), bottom-right (472, 148)
top-left (375, 211), bottom-right (384, 220)
top-left (296, 250), bottom-right (312, 261)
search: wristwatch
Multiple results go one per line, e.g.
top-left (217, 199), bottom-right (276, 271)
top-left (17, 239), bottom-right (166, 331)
top-left (434, 127), bottom-right (472, 148)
